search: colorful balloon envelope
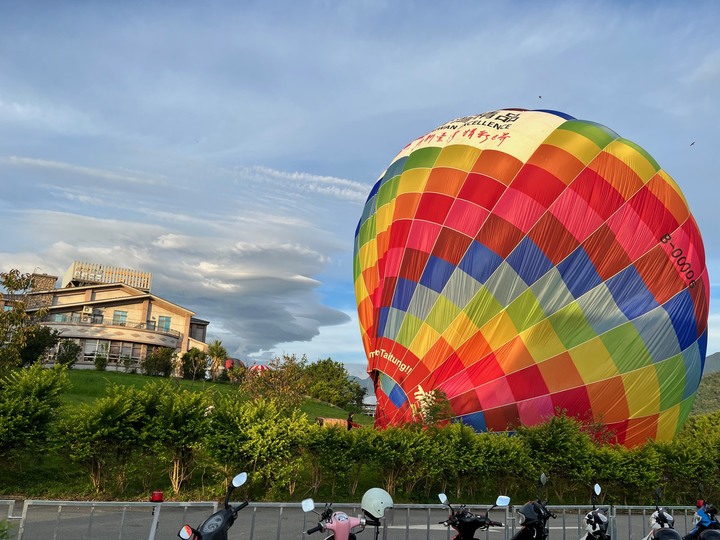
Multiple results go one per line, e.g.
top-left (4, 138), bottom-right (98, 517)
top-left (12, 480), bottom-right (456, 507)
top-left (353, 109), bottom-right (708, 446)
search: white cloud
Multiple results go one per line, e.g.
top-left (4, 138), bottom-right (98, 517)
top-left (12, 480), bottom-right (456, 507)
top-left (1, 156), bottom-right (164, 185)
top-left (1, 0), bottom-right (718, 371)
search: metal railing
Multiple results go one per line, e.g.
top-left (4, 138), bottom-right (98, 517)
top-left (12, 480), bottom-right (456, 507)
top-left (43, 315), bottom-right (182, 338)
top-left (5, 500), bottom-right (699, 540)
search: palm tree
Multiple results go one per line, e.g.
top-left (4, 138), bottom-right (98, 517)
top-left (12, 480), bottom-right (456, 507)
top-left (207, 339), bottom-right (228, 381)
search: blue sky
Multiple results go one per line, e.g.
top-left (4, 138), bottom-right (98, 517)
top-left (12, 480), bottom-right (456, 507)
top-left (1, 1), bottom-right (718, 378)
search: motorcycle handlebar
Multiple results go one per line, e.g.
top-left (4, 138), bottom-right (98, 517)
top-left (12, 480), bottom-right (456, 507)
top-left (306, 525), bottom-right (323, 535)
top-left (489, 520), bottom-right (504, 527)
top-left (234, 501), bottom-right (249, 512)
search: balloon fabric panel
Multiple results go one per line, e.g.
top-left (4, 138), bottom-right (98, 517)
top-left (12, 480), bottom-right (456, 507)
top-left (354, 109), bottom-right (709, 446)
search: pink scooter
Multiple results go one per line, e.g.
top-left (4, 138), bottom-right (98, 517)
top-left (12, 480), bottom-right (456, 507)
top-left (302, 487), bottom-right (393, 540)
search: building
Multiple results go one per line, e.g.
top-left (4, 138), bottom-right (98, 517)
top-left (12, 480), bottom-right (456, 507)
top-left (5, 262), bottom-right (209, 367)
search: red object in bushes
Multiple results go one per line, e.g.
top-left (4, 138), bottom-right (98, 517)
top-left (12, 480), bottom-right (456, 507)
top-left (150, 490), bottom-right (164, 502)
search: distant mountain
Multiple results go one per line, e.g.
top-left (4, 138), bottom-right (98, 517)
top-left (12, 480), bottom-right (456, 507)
top-left (704, 352), bottom-right (720, 375)
top-left (350, 375), bottom-right (375, 396)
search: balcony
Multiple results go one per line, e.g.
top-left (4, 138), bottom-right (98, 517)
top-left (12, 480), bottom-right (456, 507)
top-left (43, 314), bottom-right (182, 338)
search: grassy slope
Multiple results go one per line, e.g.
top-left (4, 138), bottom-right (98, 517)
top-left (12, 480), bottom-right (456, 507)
top-left (690, 370), bottom-right (720, 416)
top-left (61, 369), bottom-right (374, 425)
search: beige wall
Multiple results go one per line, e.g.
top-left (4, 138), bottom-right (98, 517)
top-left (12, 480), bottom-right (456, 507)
top-left (29, 280), bottom-right (206, 356)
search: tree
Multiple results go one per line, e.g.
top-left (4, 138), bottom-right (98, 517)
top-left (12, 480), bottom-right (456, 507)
top-left (207, 395), bottom-right (310, 498)
top-left (240, 354), bottom-right (308, 412)
top-left (0, 270), bottom-right (50, 373)
top-left (304, 424), bottom-right (356, 495)
top-left (207, 340), bottom-right (228, 381)
top-left (181, 347), bottom-right (207, 381)
top-left (591, 443), bottom-right (660, 505)
top-left (141, 382), bottom-right (210, 495)
top-left (373, 426), bottom-right (430, 496)
top-left (515, 411), bottom-right (595, 500)
top-left (54, 339), bottom-right (82, 368)
top-left (18, 326), bottom-right (60, 367)
top-left (0, 364), bottom-right (69, 457)
top-left (61, 385), bottom-right (144, 492)
top-left (347, 426), bottom-right (379, 496)
top-left (304, 358), bottom-right (366, 410)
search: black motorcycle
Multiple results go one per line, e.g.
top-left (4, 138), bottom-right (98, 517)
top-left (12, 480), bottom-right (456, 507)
top-left (511, 473), bottom-right (556, 540)
top-left (438, 492), bottom-right (509, 540)
top-left (177, 472), bottom-right (249, 540)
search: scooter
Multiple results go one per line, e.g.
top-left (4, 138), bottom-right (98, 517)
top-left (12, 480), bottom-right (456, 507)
top-left (177, 472), bottom-right (248, 540)
top-left (511, 473), bottom-right (556, 540)
top-left (580, 484), bottom-right (609, 540)
top-left (640, 488), bottom-right (681, 540)
top-left (438, 492), bottom-right (509, 540)
top-left (688, 483), bottom-right (720, 540)
top-left (302, 487), bottom-right (394, 540)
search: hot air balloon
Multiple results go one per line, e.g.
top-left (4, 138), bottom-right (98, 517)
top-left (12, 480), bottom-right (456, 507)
top-left (353, 108), bottom-right (708, 446)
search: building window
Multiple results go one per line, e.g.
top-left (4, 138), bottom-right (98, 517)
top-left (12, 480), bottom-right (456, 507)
top-left (53, 313), bottom-right (65, 322)
top-left (158, 316), bottom-right (171, 331)
top-left (92, 313), bottom-right (103, 324)
top-left (113, 310), bottom-right (128, 326)
top-left (83, 339), bottom-right (109, 362)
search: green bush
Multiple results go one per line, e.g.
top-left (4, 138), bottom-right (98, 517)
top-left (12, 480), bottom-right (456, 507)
top-left (55, 339), bottom-right (82, 368)
top-left (0, 364), bottom-right (69, 457)
top-left (141, 347), bottom-right (174, 377)
top-left (5, 366), bottom-right (720, 504)
top-left (94, 353), bottom-right (108, 371)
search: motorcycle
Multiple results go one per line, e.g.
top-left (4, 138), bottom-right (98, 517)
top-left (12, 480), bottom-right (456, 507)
top-left (687, 483), bottom-right (720, 540)
top-left (177, 472), bottom-right (249, 540)
top-left (437, 492), bottom-right (509, 540)
top-left (580, 484), bottom-right (610, 540)
top-left (302, 487), bottom-right (394, 540)
top-left (511, 473), bottom-right (556, 540)
top-left (693, 506), bottom-right (720, 540)
top-left (640, 488), bottom-right (681, 540)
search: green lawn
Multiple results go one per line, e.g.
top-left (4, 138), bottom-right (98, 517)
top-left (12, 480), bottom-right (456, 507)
top-left (61, 369), bottom-right (374, 425)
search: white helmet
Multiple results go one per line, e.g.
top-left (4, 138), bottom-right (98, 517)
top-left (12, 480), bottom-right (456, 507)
top-left (361, 487), bottom-right (394, 520)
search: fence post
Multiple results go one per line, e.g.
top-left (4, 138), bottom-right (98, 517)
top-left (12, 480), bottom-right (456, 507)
top-left (147, 504), bottom-right (161, 540)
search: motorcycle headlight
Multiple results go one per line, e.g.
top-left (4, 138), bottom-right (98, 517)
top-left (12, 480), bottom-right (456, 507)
top-left (517, 512), bottom-right (526, 525)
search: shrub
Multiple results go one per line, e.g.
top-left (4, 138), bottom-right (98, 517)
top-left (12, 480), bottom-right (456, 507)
top-left (0, 364), bottom-right (69, 457)
top-left (141, 347), bottom-right (175, 377)
top-left (55, 339), bottom-right (82, 368)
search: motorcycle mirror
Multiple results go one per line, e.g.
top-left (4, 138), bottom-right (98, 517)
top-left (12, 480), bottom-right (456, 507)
top-left (439, 493), bottom-right (449, 505)
top-left (232, 472), bottom-right (248, 488)
top-left (496, 495), bottom-right (511, 507)
top-left (654, 487), bottom-right (663, 507)
top-left (594, 484), bottom-right (602, 496)
top-left (178, 525), bottom-right (193, 540)
top-left (537, 473), bottom-right (548, 499)
top-left (302, 498), bottom-right (316, 513)
top-left (224, 472), bottom-right (247, 508)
